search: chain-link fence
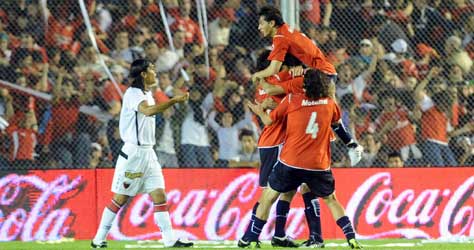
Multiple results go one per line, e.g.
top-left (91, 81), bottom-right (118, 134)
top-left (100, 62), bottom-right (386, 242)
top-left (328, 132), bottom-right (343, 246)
top-left (0, 0), bottom-right (473, 169)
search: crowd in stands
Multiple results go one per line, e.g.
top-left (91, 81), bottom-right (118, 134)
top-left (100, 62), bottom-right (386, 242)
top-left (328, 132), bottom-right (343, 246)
top-left (0, 0), bottom-right (474, 169)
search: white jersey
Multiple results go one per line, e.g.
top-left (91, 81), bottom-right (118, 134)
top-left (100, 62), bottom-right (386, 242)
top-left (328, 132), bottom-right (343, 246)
top-left (119, 87), bottom-right (156, 146)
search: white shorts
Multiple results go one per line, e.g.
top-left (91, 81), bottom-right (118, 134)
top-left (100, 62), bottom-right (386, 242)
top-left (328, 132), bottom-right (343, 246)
top-left (111, 143), bottom-right (165, 196)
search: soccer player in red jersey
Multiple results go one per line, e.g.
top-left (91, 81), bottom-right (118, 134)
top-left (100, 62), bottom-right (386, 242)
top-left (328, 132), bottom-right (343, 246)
top-left (239, 69), bottom-right (363, 249)
top-left (254, 51), bottom-right (326, 247)
top-left (251, 6), bottom-right (336, 83)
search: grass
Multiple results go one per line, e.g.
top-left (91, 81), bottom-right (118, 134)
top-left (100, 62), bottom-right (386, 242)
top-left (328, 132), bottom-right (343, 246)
top-left (0, 239), bottom-right (473, 250)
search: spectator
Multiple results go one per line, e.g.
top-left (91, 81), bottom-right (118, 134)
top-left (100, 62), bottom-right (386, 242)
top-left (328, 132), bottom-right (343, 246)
top-left (445, 36), bottom-right (473, 74)
top-left (387, 151), bottom-right (404, 167)
top-left (228, 129), bottom-right (260, 167)
top-left (409, 0), bottom-right (452, 52)
top-left (170, 0), bottom-right (204, 50)
top-left (111, 30), bottom-right (140, 71)
top-left (155, 101), bottom-right (186, 168)
top-left (356, 132), bottom-right (381, 167)
top-left (419, 92), bottom-right (458, 166)
top-left (180, 85), bottom-right (213, 167)
top-left (375, 90), bottom-right (422, 164)
top-left (101, 64), bottom-right (129, 116)
top-left (208, 106), bottom-right (253, 167)
top-left (353, 39), bottom-right (374, 66)
top-left (209, 8), bottom-right (236, 48)
top-left (0, 88), bottom-right (13, 121)
top-left (8, 109), bottom-right (37, 168)
top-left (89, 142), bottom-right (113, 168)
top-left (461, 13), bottom-right (474, 60)
top-left (50, 68), bottom-right (94, 168)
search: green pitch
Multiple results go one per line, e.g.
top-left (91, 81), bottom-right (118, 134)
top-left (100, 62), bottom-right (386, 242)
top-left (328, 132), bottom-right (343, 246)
top-left (0, 239), bottom-right (473, 250)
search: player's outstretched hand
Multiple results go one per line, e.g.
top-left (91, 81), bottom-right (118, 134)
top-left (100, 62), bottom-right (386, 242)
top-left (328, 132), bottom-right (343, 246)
top-left (172, 92), bottom-right (189, 103)
top-left (247, 101), bottom-right (264, 116)
top-left (347, 142), bottom-right (363, 166)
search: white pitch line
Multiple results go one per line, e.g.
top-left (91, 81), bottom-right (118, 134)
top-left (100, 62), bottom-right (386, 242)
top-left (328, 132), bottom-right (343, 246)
top-left (126, 242), bottom-right (423, 249)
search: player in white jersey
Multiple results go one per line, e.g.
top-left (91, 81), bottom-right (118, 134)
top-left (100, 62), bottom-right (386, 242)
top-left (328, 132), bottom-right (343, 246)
top-left (91, 59), bottom-right (192, 248)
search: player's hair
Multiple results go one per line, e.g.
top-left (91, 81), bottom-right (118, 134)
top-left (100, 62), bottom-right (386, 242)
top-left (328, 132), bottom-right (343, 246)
top-left (130, 59), bottom-right (151, 90)
top-left (256, 50), bottom-right (272, 71)
top-left (256, 50), bottom-right (302, 72)
top-left (258, 6), bottom-right (284, 27)
top-left (303, 69), bottom-right (330, 99)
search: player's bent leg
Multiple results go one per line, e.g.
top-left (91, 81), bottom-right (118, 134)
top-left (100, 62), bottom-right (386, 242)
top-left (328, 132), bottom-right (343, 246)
top-left (239, 188), bottom-right (281, 248)
top-left (300, 184), bottom-right (324, 248)
top-left (92, 194), bottom-right (129, 248)
top-left (322, 192), bottom-right (362, 249)
top-left (149, 188), bottom-right (193, 248)
top-left (271, 190), bottom-right (299, 248)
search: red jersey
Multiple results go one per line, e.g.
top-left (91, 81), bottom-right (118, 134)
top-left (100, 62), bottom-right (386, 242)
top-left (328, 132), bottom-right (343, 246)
top-left (268, 24), bottom-right (336, 75)
top-left (10, 128), bottom-right (36, 161)
top-left (421, 106), bottom-right (448, 145)
top-left (271, 94), bottom-right (341, 170)
top-left (256, 75), bottom-right (286, 147)
top-left (275, 76), bottom-right (304, 94)
top-left (376, 108), bottom-right (416, 150)
top-left (102, 82), bottom-right (128, 103)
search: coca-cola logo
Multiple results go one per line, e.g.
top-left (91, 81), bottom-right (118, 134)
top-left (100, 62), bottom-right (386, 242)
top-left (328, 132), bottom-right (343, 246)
top-left (346, 173), bottom-right (474, 239)
top-left (108, 173), bottom-right (307, 240)
top-left (1, 169), bottom-right (473, 241)
top-left (0, 173), bottom-right (85, 241)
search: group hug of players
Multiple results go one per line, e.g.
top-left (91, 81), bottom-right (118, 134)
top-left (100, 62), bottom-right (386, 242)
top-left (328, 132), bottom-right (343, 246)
top-left (237, 6), bottom-right (364, 249)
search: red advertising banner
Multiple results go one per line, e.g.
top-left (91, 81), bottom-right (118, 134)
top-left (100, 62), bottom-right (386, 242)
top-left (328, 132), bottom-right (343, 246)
top-left (0, 168), bottom-right (473, 241)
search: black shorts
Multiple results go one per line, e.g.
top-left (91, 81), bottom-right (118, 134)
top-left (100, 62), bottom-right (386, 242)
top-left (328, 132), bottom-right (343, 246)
top-left (268, 161), bottom-right (335, 197)
top-left (258, 146), bottom-right (280, 187)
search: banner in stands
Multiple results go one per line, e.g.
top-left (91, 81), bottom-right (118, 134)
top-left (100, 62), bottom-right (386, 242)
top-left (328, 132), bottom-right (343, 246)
top-left (0, 168), bottom-right (473, 241)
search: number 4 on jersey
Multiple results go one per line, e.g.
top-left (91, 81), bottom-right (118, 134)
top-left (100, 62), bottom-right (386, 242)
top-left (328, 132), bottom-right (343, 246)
top-left (306, 112), bottom-right (319, 139)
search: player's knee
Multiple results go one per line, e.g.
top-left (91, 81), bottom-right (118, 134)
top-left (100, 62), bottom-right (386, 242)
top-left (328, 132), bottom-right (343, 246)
top-left (112, 195), bottom-right (129, 206)
top-left (280, 190), bottom-right (296, 202)
top-left (150, 189), bottom-right (167, 203)
top-left (300, 183), bottom-right (310, 193)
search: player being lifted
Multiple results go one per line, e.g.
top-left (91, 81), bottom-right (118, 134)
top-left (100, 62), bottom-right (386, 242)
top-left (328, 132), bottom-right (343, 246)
top-left (241, 69), bottom-right (363, 249)
top-left (252, 6), bottom-right (336, 83)
top-left (91, 59), bottom-right (193, 248)
top-left (253, 50), bottom-right (327, 248)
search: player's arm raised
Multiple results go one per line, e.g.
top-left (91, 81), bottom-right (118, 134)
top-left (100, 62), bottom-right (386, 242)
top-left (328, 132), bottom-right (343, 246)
top-left (138, 93), bottom-right (189, 116)
top-left (252, 60), bottom-right (283, 83)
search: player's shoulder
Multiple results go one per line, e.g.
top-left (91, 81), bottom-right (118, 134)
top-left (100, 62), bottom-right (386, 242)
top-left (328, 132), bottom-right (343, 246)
top-left (124, 87), bottom-right (144, 97)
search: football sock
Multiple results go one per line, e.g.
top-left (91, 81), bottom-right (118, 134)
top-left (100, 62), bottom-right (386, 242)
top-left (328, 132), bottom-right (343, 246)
top-left (303, 192), bottom-right (323, 242)
top-left (153, 203), bottom-right (176, 246)
top-left (93, 200), bottom-right (123, 243)
top-left (251, 202), bottom-right (259, 222)
top-left (242, 216), bottom-right (266, 242)
top-left (336, 216), bottom-right (356, 241)
top-left (274, 200), bottom-right (290, 238)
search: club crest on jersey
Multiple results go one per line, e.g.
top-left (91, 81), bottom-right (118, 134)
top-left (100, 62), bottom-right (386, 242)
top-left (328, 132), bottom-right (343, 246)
top-left (123, 182), bottom-right (130, 189)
